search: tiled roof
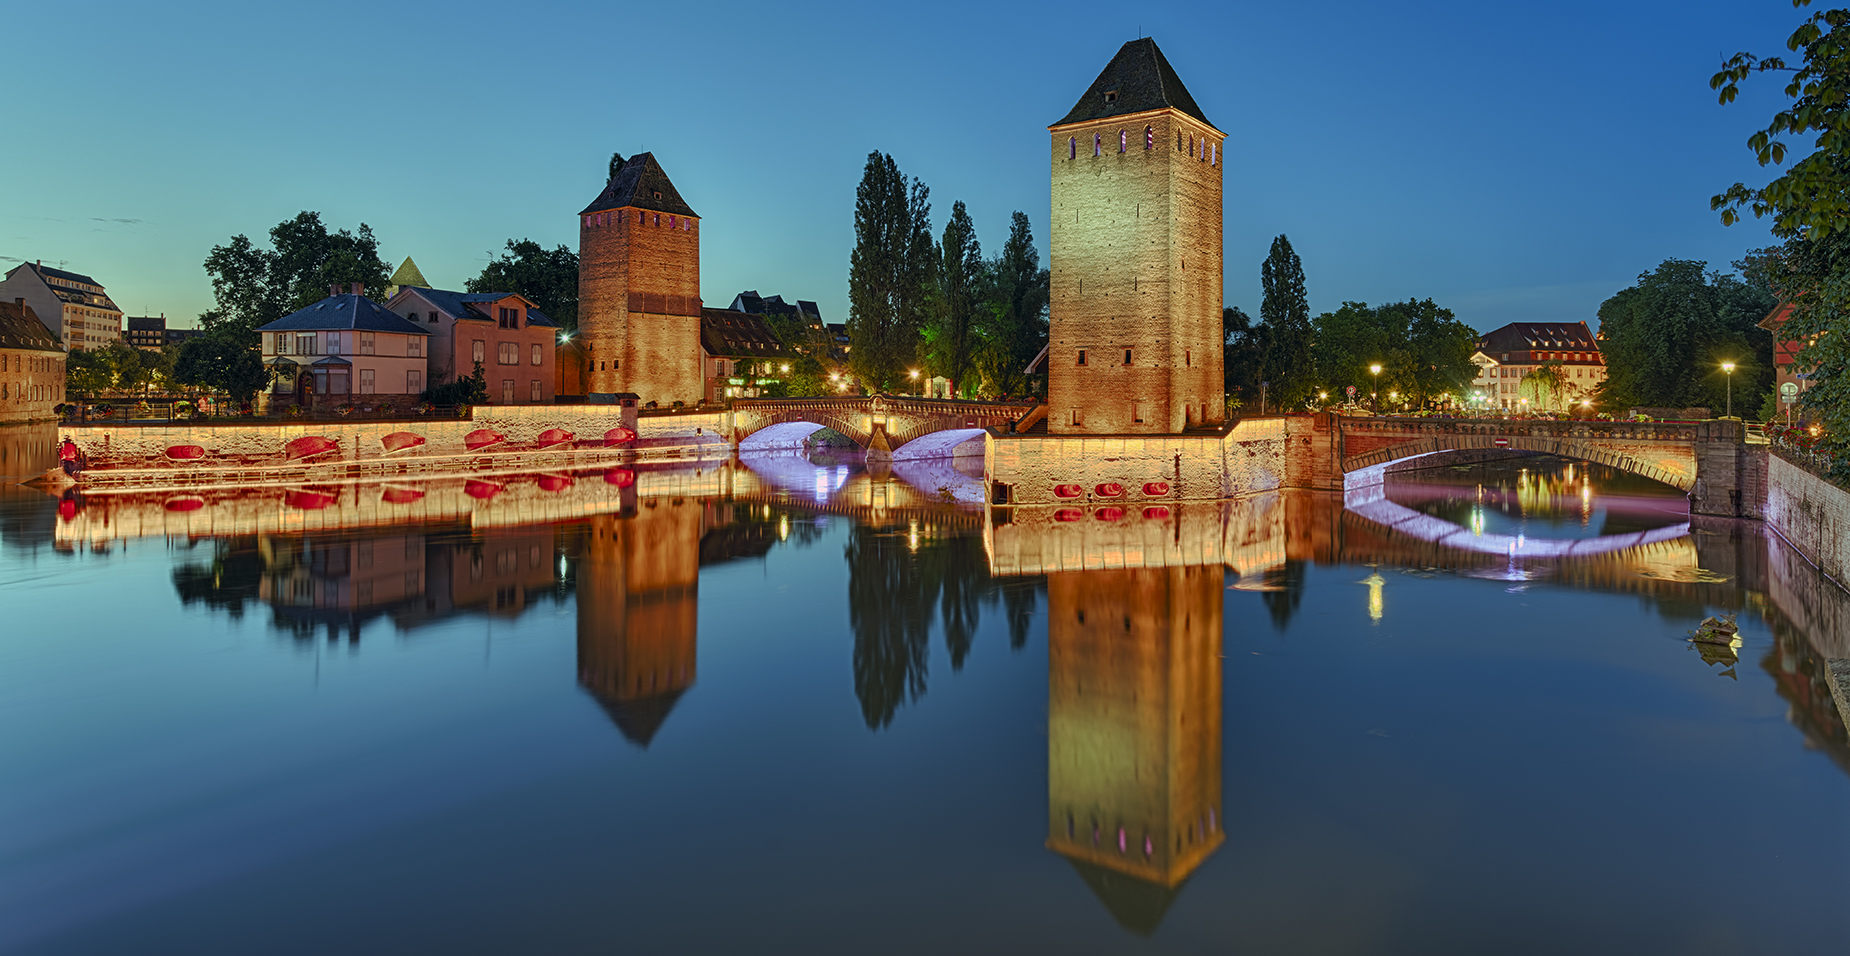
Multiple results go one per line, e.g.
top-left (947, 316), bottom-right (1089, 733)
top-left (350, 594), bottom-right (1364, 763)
top-left (402, 287), bottom-right (555, 328)
top-left (24, 262), bottom-right (104, 288)
top-left (258, 293), bottom-right (432, 335)
top-left (0, 300), bottom-right (62, 351)
top-left (1476, 322), bottom-right (1599, 353)
top-left (700, 307), bottom-right (788, 359)
top-left (1053, 38), bottom-right (1214, 130)
top-left (580, 152), bottom-right (698, 217)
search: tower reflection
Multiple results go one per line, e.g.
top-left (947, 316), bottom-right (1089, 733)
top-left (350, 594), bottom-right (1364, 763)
top-left (1044, 564), bottom-right (1224, 935)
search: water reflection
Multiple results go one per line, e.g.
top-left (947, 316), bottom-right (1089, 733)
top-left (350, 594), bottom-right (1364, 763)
top-left (1043, 566), bottom-right (1223, 936)
top-left (1383, 453), bottom-right (1688, 541)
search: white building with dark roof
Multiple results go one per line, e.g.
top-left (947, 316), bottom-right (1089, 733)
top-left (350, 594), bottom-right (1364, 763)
top-left (257, 284), bottom-right (432, 409)
top-left (0, 261), bottom-right (122, 350)
top-left (1470, 321), bottom-right (1606, 411)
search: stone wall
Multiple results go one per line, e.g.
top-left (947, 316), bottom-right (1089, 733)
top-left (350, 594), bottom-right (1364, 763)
top-left (984, 416), bottom-right (1287, 506)
top-left (1765, 452), bottom-right (1850, 587)
top-left (0, 346), bottom-right (64, 424)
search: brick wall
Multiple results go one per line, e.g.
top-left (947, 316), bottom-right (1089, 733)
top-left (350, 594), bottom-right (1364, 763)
top-left (578, 206), bottom-right (703, 405)
top-left (1048, 110), bottom-right (1223, 435)
top-left (985, 417), bottom-right (1285, 506)
top-left (0, 347), bottom-right (64, 423)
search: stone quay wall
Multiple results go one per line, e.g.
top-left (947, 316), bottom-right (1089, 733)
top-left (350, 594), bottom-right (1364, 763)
top-left (1765, 452), bottom-right (1850, 588)
top-left (60, 406), bottom-right (729, 467)
top-left (984, 416), bottom-right (1292, 506)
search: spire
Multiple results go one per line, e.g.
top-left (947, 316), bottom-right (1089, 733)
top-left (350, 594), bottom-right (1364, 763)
top-left (1052, 38), bottom-right (1214, 130)
top-left (580, 152), bottom-right (699, 218)
top-left (386, 256), bottom-right (429, 298)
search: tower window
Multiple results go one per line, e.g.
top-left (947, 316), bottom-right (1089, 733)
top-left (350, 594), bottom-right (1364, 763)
top-left (639, 211), bottom-right (645, 224)
top-left (1104, 91), bottom-right (1118, 104)
top-left (1119, 129), bottom-right (1126, 153)
top-left (1068, 137), bottom-right (1076, 160)
top-left (1145, 126), bottom-right (1153, 149)
top-left (1211, 142), bottom-right (1217, 165)
top-left (1093, 133), bottom-right (1101, 157)
top-left (669, 215), bottom-right (676, 228)
top-left (1123, 349), bottom-right (1132, 365)
top-left (654, 213), bottom-right (661, 226)
top-left (1077, 349), bottom-right (1087, 366)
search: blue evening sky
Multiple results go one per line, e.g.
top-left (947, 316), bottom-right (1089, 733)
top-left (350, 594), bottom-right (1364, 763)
top-left (0, 0), bottom-right (1804, 332)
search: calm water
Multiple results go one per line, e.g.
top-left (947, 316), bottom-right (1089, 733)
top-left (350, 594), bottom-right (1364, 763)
top-left (3, 428), bottom-right (1849, 954)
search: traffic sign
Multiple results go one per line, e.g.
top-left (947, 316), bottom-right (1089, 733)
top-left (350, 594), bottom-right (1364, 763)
top-left (1781, 382), bottom-right (1799, 396)
top-left (1345, 385), bottom-right (1357, 398)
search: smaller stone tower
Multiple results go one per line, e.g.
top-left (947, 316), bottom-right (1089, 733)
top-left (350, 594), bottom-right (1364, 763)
top-left (1048, 39), bottom-right (1225, 434)
top-left (577, 153), bottom-right (703, 404)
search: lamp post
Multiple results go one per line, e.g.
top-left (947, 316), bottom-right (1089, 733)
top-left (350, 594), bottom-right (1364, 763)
top-left (1369, 363), bottom-right (1382, 414)
top-left (1721, 361), bottom-right (1736, 418)
top-left (909, 368), bottom-right (920, 396)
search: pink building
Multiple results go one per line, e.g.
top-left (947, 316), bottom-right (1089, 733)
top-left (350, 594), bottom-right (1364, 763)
top-left (257, 286), bottom-right (432, 411)
top-left (384, 287), bottom-right (557, 405)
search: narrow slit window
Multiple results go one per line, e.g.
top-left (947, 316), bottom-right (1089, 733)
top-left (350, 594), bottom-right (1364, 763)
top-left (1145, 126), bottom-right (1153, 149)
top-left (1123, 349), bottom-right (1132, 365)
top-left (1093, 133), bottom-right (1101, 157)
top-left (1119, 129), bottom-right (1126, 153)
top-left (1077, 349), bottom-right (1087, 366)
top-left (1068, 137), bottom-right (1076, 160)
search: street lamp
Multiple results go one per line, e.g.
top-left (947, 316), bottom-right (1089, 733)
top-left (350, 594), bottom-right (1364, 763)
top-left (908, 368), bottom-right (920, 396)
top-left (1721, 361), bottom-right (1736, 418)
top-left (1369, 363), bottom-right (1382, 414)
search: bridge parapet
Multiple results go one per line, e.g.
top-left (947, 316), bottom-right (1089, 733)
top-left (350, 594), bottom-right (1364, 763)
top-left (731, 394), bottom-right (1035, 456)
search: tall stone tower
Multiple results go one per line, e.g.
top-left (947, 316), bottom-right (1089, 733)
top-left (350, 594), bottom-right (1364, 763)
top-left (577, 152), bottom-right (704, 404)
top-left (1045, 565), bottom-right (1224, 935)
top-left (1048, 39), bottom-right (1224, 434)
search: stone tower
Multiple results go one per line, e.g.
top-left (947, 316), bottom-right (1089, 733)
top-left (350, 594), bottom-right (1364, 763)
top-left (578, 152), bottom-right (704, 404)
top-left (1045, 565), bottom-right (1224, 935)
top-left (1048, 39), bottom-right (1224, 434)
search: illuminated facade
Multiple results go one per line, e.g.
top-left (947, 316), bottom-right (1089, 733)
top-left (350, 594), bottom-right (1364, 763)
top-left (1048, 38), bottom-right (1225, 434)
top-left (0, 298), bottom-right (65, 424)
top-left (578, 153), bottom-right (704, 406)
top-left (0, 261), bottom-right (121, 350)
top-left (1470, 322), bottom-right (1605, 411)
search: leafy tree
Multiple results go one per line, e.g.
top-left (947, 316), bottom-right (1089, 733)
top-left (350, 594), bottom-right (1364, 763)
top-left (468, 239), bottom-right (579, 333)
top-left (422, 361), bottom-right (488, 406)
top-left (1594, 259), bottom-right (1775, 412)
top-left (924, 200), bottom-right (982, 395)
top-left (64, 349), bottom-right (112, 397)
top-left (203, 212), bottom-right (391, 340)
top-left (1519, 361), bottom-right (1571, 411)
top-left (608, 151), bottom-right (626, 182)
top-left (1710, 2), bottom-right (1850, 238)
top-left (1396, 298), bottom-right (1480, 405)
top-left (1259, 235), bottom-right (1315, 408)
top-left (972, 211), bottom-right (1049, 398)
top-left (846, 151), bottom-right (935, 391)
top-left (1223, 305), bottom-right (1267, 410)
top-left (1307, 298), bottom-right (1475, 409)
top-left (173, 329), bottom-right (272, 403)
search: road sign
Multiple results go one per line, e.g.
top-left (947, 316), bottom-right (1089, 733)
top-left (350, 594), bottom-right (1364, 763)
top-left (1781, 381), bottom-right (1799, 396)
top-left (1345, 385), bottom-right (1357, 398)
top-left (1784, 395), bottom-right (1797, 404)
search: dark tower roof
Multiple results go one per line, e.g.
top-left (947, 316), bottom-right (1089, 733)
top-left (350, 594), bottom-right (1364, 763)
top-left (1052, 38), bottom-right (1214, 130)
top-left (580, 152), bottom-right (699, 218)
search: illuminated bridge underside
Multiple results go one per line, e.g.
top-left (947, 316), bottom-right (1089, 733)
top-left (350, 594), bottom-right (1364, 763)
top-left (1342, 433), bottom-right (1696, 492)
top-left (731, 395), bottom-right (1033, 458)
top-left (1343, 479), bottom-right (1692, 558)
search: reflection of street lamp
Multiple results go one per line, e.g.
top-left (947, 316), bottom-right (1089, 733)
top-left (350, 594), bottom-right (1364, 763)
top-left (1721, 361), bottom-right (1736, 417)
top-left (1369, 363), bottom-right (1382, 413)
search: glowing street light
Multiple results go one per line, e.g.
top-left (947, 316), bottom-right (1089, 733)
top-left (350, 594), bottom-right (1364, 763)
top-left (780, 363), bottom-right (791, 374)
top-left (1369, 363), bottom-right (1382, 414)
top-left (1721, 361), bottom-right (1736, 418)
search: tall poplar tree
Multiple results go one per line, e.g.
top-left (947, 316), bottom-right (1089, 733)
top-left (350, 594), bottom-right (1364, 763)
top-left (925, 200), bottom-right (981, 395)
top-left (1258, 235), bottom-right (1314, 409)
top-left (975, 211), bottom-right (1049, 397)
top-left (846, 152), bottom-right (934, 391)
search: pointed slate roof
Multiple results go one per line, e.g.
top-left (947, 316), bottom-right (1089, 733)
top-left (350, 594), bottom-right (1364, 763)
top-left (1052, 38), bottom-right (1214, 131)
top-left (580, 152), bottom-right (699, 218)
top-left (388, 257), bottom-right (429, 291)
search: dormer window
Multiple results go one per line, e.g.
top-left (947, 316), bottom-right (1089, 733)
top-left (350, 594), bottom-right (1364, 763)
top-left (653, 191), bottom-right (662, 200)
top-left (1104, 91), bottom-right (1118, 105)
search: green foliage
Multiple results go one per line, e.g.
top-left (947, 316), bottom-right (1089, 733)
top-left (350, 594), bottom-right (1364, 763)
top-left (203, 211), bottom-right (391, 340)
top-left (1758, 387), bottom-right (1784, 422)
top-left (173, 330), bottom-right (271, 403)
top-left (468, 239), bottom-right (579, 333)
top-left (422, 361), bottom-right (488, 406)
top-left (64, 350), bottom-right (112, 397)
top-left (608, 151), bottom-right (626, 182)
top-left (1593, 259), bottom-right (1775, 412)
top-left (971, 211), bottom-right (1049, 399)
top-left (1258, 235), bottom-right (1315, 408)
top-left (1710, 2), bottom-right (1850, 238)
top-left (924, 200), bottom-right (982, 395)
top-left (1223, 305), bottom-right (1269, 408)
top-left (1519, 362), bottom-right (1571, 410)
top-left (846, 151), bottom-right (935, 391)
top-left (1309, 299), bottom-right (1477, 409)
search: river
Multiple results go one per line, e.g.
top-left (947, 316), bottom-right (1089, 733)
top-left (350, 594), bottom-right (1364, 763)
top-left (2, 425), bottom-right (1847, 954)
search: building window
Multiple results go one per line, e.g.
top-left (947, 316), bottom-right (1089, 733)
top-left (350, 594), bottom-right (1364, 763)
top-left (1133, 403), bottom-right (1144, 423)
top-left (1068, 137), bottom-right (1076, 159)
top-left (639, 211), bottom-right (646, 225)
top-left (296, 333), bottom-right (317, 356)
top-left (1093, 133), bottom-right (1101, 157)
top-left (360, 331), bottom-right (375, 355)
top-left (326, 332), bottom-right (342, 354)
top-left (472, 340), bottom-right (485, 364)
top-left (530, 344), bottom-right (542, 365)
top-left (275, 333), bottom-right (290, 355)
top-left (359, 368), bottom-right (375, 394)
top-left (654, 213), bottom-right (661, 227)
top-left (669, 216), bottom-right (677, 228)
top-left (427, 312), bottom-right (438, 323)
top-left (498, 307), bottom-right (520, 329)
top-left (1069, 408), bottom-right (1082, 426)
top-left (408, 336), bottom-right (421, 358)
top-left (1077, 349), bottom-right (1087, 366)
top-left (499, 342), bottom-right (519, 365)
top-left (1123, 349), bottom-right (1132, 365)
top-left (408, 369), bottom-right (422, 392)
top-left (1119, 129), bottom-right (1126, 153)
top-left (1210, 142), bottom-right (1217, 165)
top-left (530, 379), bottom-right (541, 402)
top-left (502, 379), bottom-right (515, 404)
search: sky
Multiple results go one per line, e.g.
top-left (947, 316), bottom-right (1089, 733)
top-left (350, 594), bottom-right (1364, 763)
top-left (0, 0), bottom-right (1809, 333)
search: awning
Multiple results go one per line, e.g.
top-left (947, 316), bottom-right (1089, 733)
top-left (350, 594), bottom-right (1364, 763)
top-left (312, 355), bottom-right (353, 367)
top-left (265, 356), bottom-right (301, 367)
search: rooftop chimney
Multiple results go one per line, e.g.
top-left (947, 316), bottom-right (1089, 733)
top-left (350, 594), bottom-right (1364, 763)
top-left (330, 284), bottom-right (341, 298)
top-left (350, 282), bottom-right (364, 296)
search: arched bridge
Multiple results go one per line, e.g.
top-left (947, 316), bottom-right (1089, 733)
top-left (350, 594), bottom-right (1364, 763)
top-left (731, 395), bottom-right (1036, 460)
top-left (1315, 415), bottom-right (1763, 517)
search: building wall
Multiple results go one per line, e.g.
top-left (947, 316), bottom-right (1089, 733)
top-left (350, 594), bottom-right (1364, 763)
top-left (261, 329), bottom-right (430, 400)
top-left (387, 291), bottom-right (456, 381)
top-left (0, 347), bottom-right (66, 423)
top-left (579, 208), bottom-right (703, 404)
top-left (1048, 110), bottom-right (1223, 435)
top-left (449, 319), bottom-right (556, 405)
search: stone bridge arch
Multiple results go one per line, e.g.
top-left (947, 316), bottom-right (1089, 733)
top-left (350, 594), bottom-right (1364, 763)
top-left (1335, 419), bottom-right (1701, 492)
top-left (732, 395), bottom-right (1034, 459)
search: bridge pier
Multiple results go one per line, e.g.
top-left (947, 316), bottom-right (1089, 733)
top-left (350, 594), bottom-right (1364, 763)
top-left (1689, 419), bottom-right (1768, 519)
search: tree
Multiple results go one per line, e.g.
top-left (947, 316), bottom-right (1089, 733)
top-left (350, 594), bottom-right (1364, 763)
top-left (422, 361), bottom-right (488, 406)
top-left (468, 239), bottom-right (579, 333)
top-left (64, 350), bottom-right (112, 398)
top-left (1710, 2), bottom-right (1850, 239)
top-left (1519, 361), bottom-right (1571, 411)
top-left (173, 330), bottom-right (271, 404)
top-left (924, 200), bottom-right (982, 395)
top-left (846, 151), bottom-right (934, 391)
top-left (203, 212), bottom-right (391, 341)
top-left (1394, 298), bottom-right (1479, 406)
top-left (608, 151), bottom-right (626, 182)
top-left (1259, 235), bottom-right (1315, 408)
top-left (972, 211), bottom-right (1049, 398)
top-left (1594, 259), bottom-right (1775, 412)
top-left (1223, 305), bottom-right (1267, 410)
